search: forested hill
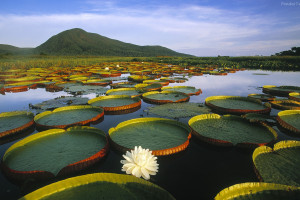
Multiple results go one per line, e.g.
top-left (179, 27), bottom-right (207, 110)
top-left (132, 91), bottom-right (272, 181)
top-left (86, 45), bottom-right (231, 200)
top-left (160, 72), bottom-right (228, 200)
top-left (34, 28), bottom-right (192, 57)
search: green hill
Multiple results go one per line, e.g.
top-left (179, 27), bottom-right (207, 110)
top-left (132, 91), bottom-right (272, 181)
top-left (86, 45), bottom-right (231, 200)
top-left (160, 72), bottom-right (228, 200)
top-left (0, 44), bottom-right (33, 55)
top-left (34, 28), bottom-right (191, 57)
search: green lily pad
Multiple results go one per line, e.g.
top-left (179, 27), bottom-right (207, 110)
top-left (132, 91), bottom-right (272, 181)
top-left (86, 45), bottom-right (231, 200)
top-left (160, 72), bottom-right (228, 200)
top-left (2, 126), bottom-right (109, 178)
top-left (142, 91), bottom-right (190, 104)
top-left (270, 100), bottom-right (300, 110)
top-left (34, 105), bottom-right (104, 129)
top-left (289, 92), bottom-right (300, 102)
top-left (263, 85), bottom-right (300, 97)
top-left (64, 85), bottom-right (108, 95)
top-left (277, 110), bottom-right (300, 135)
top-left (215, 182), bottom-right (300, 200)
top-left (248, 93), bottom-right (275, 102)
top-left (253, 140), bottom-right (300, 186)
top-left (205, 96), bottom-right (271, 114)
top-left (189, 114), bottom-right (277, 147)
top-left (147, 103), bottom-right (211, 118)
top-left (0, 111), bottom-right (34, 138)
top-left (20, 173), bottom-right (175, 200)
top-left (242, 113), bottom-right (276, 124)
top-left (31, 96), bottom-right (89, 110)
top-left (106, 88), bottom-right (143, 97)
top-left (161, 86), bottom-right (202, 96)
top-left (108, 117), bottom-right (191, 156)
top-left (110, 82), bottom-right (137, 89)
top-left (88, 95), bottom-right (141, 112)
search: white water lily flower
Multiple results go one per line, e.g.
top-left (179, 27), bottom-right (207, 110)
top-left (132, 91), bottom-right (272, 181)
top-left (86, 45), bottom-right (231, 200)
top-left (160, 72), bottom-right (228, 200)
top-left (121, 146), bottom-right (159, 180)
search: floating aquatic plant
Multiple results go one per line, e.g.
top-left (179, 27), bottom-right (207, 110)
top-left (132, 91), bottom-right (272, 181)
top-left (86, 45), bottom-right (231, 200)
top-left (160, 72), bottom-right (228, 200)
top-left (121, 146), bottom-right (159, 180)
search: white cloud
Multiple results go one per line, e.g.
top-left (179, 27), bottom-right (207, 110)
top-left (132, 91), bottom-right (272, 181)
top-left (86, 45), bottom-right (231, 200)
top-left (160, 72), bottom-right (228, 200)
top-left (0, 4), bottom-right (299, 56)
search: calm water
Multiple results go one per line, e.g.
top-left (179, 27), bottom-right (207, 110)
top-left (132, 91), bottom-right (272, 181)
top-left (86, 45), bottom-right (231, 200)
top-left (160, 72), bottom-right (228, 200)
top-left (0, 70), bottom-right (300, 200)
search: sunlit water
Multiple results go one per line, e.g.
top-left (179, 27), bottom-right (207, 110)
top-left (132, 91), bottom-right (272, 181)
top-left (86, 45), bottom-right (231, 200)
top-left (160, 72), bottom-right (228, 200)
top-left (0, 69), bottom-right (300, 200)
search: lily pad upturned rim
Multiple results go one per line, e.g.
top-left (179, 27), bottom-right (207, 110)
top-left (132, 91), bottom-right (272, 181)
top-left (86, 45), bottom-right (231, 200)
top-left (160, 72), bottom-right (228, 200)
top-left (88, 95), bottom-right (141, 112)
top-left (248, 93), bottom-right (276, 101)
top-left (108, 117), bottom-right (192, 156)
top-left (289, 92), bottom-right (300, 102)
top-left (252, 140), bottom-right (300, 183)
top-left (19, 173), bottom-right (175, 200)
top-left (106, 88), bottom-right (143, 97)
top-left (205, 95), bottom-right (271, 115)
top-left (263, 85), bottom-right (300, 96)
top-left (34, 105), bottom-right (104, 129)
top-left (277, 110), bottom-right (300, 135)
top-left (270, 100), bottom-right (300, 110)
top-left (0, 111), bottom-right (34, 138)
top-left (142, 91), bottom-right (190, 104)
top-left (188, 113), bottom-right (277, 148)
top-left (2, 126), bottom-right (109, 182)
top-left (215, 182), bottom-right (300, 200)
top-left (161, 86), bottom-right (202, 96)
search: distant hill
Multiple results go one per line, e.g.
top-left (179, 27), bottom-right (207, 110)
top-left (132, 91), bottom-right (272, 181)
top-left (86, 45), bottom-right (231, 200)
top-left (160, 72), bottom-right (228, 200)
top-left (33, 28), bottom-right (192, 57)
top-left (0, 44), bottom-right (33, 55)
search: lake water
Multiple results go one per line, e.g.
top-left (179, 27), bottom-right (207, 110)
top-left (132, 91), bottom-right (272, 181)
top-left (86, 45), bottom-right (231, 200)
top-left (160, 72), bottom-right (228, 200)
top-left (0, 69), bottom-right (300, 200)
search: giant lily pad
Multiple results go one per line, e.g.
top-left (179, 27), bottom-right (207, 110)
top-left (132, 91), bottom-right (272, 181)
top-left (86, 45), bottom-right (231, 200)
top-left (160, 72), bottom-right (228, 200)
top-left (161, 86), bottom-right (202, 96)
top-left (142, 91), bottom-right (190, 104)
top-left (64, 84), bottom-right (108, 95)
top-left (106, 88), bottom-right (143, 97)
top-left (31, 96), bottom-right (89, 110)
top-left (108, 117), bottom-right (191, 156)
top-left (270, 100), bottom-right (300, 110)
top-left (20, 173), bottom-right (175, 200)
top-left (88, 95), bottom-right (141, 112)
top-left (147, 103), bottom-right (211, 118)
top-left (289, 92), bottom-right (300, 102)
top-left (188, 114), bottom-right (277, 148)
top-left (0, 111), bottom-right (34, 138)
top-left (205, 96), bottom-right (271, 114)
top-left (277, 110), bottom-right (300, 135)
top-left (248, 93), bottom-right (275, 102)
top-left (34, 105), bottom-right (104, 129)
top-left (2, 126), bottom-right (109, 182)
top-left (253, 140), bottom-right (300, 186)
top-left (263, 85), bottom-right (300, 97)
top-left (110, 81), bottom-right (137, 89)
top-left (215, 182), bottom-right (300, 200)
top-left (135, 83), bottom-right (162, 92)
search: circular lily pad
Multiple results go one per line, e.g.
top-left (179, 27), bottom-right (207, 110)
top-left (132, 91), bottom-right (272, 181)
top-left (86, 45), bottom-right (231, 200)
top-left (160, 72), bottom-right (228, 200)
top-left (242, 113), bottom-right (276, 125)
top-left (253, 140), bottom-right (300, 186)
top-left (135, 83), bottom-right (162, 92)
top-left (270, 100), bottom-right (300, 110)
top-left (248, 93), bottom-right (275, 102)
top-left (289, 92), bottom-right (300, 102)
top-left (161, 86), bottom-right (202, 96)
top-left (263, 85), bottom-right (300, 97)
top-left (188, 114), bottom-right (277, 148)
top-left (106, 88), bottom-right (143, 97)
top-left (31, 96), bottom-right (89, 110)
top-left (110, 82), bottom-right (137, 89)
top-left (19, 173), bottom-right (175, 200)
top-left (108, 117), bottom-right (191, 156)
top-left (147, 103), bottom-right (211, 118)
top-left (142, 91), bottom-right (190, 104)
top-left (143, 79), bottom-right (169, 86)
top-left (34, 105), bottom-right (104, 129)
top-left (215, 182), bottom-right (300, 200)
top-left (88, 95), bottom-right (141, 112)
top-left (2, 126), bottom-right (109, 182)
top-left (64, 85), bottom-right (108, 95)
top-left (277, 110), bottom-right (300, 135)
top-left (0, 111), bottom-right (34, 138)
top-left (205, 96), bottom-right (271, 114)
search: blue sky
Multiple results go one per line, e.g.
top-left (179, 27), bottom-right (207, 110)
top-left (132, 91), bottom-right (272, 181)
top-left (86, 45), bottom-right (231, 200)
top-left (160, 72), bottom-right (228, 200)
top-left (1, 0), bottom-right (300, 56)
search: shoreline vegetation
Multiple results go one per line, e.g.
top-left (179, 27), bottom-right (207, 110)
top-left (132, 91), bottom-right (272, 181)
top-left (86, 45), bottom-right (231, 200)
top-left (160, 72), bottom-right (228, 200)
top-left (0, 55), bottom-right (300, 71)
